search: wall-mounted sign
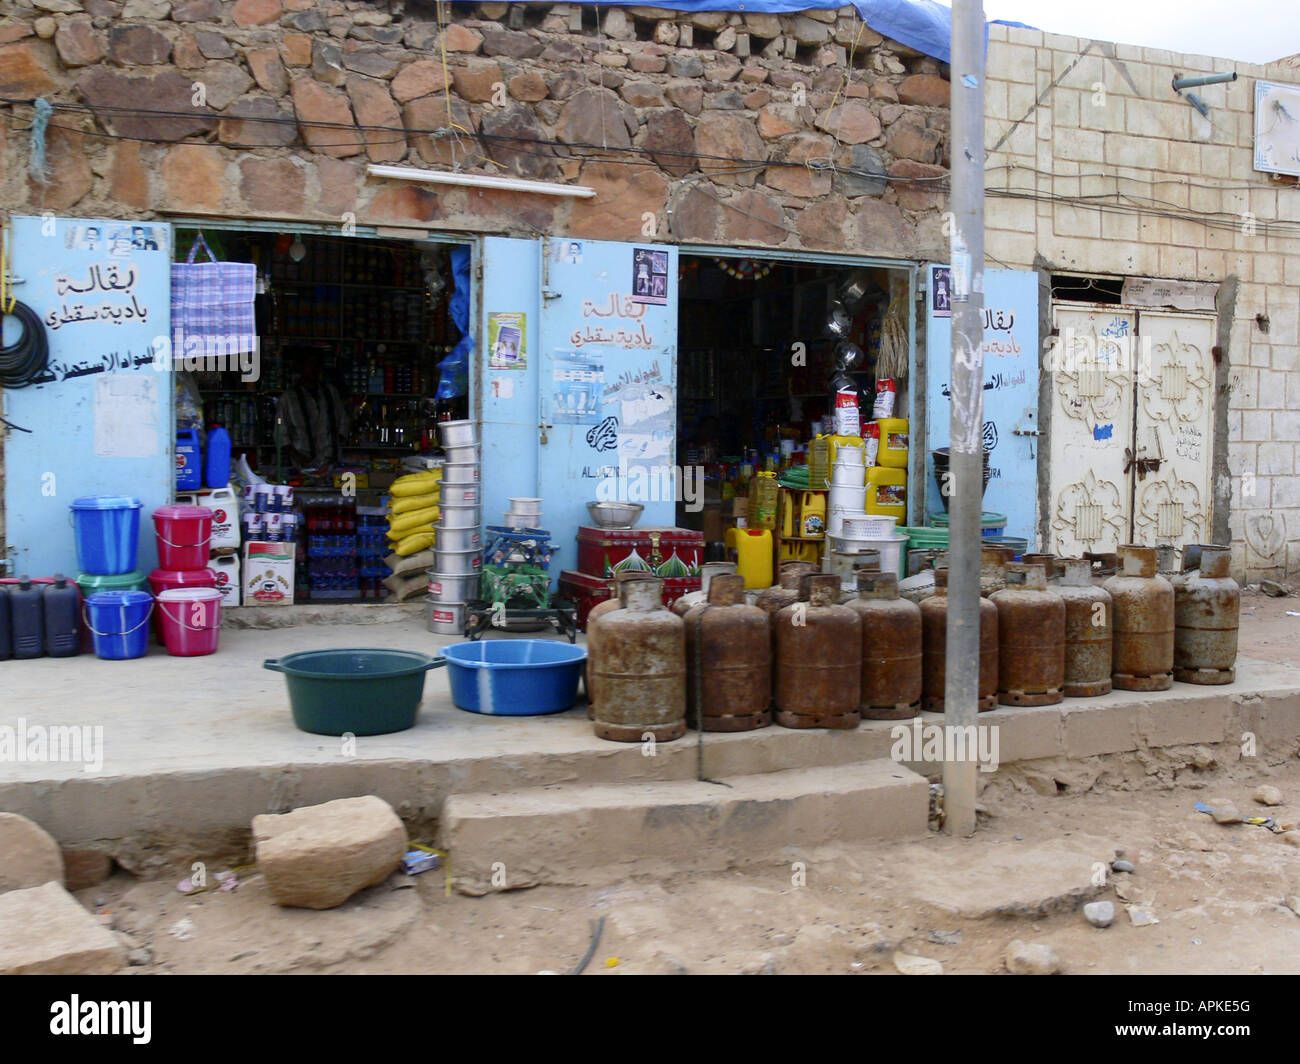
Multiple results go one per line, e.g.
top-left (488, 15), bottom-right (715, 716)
top-left (1254, 79), bottom-right (1300, 178)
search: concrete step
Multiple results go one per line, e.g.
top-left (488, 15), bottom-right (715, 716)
top-left (442, 759), bottom-right (930, 893)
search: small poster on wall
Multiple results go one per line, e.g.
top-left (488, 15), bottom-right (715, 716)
top-left (931, 265), bottom-right (952, 318)
top-left (630, 247), bottom-right (669, 306)
top-left (488, 311), bottom-right (526, 370)
top-left (551, 353), bottom-right (604, 424)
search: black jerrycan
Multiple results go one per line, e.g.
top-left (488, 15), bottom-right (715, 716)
top-left (44, 574), bottom-right (82, 657)
top-left (11, 576), bottom-right (45, 660)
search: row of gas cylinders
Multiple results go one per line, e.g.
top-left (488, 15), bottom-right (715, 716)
top-left (582, 543), bottom-right (1240, 742)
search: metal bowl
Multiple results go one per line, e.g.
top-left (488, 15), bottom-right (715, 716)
top-left (586, 501), bottom-right (644, 529)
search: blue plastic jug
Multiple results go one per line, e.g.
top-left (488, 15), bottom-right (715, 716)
top-left (205, 425), bottom-right (231, 489)
top-left (177, 428), bottom-right (202, 490)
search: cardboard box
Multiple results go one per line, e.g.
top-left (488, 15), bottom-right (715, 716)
top-left (242, 541), bottom-right (295, 606)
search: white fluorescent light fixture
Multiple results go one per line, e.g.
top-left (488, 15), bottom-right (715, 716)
top-left (366, 164), bottom-right (595, 198)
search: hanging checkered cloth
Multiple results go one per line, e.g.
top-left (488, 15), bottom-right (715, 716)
top-left (170, 233), bottom-right (257, 359)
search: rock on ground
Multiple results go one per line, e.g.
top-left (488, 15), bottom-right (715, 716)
top-left (1084, 900), bottom-right (1115, 928)
top-left (1005, 939), bottom-right (1062, 974)
top-left (0, 882), bottom-right (125, 974)
top-left (1209, 799), bottom-right (1243, 824)
top-left (252, 796), bottom-right (408, 910)
top-left (893, 950), bottom-right (943, 975)
top-left (0, 812), bottom-right (65, 894)
top-left (1254, 785), bottom-right (1284, 807)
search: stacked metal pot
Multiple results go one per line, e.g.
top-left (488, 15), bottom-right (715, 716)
top-left (426, 420), bottom-right (482, 635)
top-left (504, 496), bottom-right (543, 530)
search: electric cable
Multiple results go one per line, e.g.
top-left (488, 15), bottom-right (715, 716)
top-left (0, 298), bottom-right (51, 389)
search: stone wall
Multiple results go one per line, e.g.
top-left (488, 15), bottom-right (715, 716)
top-left (986, 23), bottom-right (1300, 583)
top-left (0, 1), bottom-right (950, 260)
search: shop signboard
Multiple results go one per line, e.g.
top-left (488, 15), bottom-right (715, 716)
top-left (2, 216), bottom-right (174, 576)
top-left (540, 238), bottom-right (679, 581)
top-left (924, 267), bottom-right (1040, 544)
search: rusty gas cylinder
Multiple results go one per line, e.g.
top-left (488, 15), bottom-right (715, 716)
top-left (585, 571), bottom-right (657, 720)
top-left (1173, 547), bottom-right (1239, 685)
top-left (1022, 553), bottom-right (1059, 582)
top-left (1085, 551), bottom-right (1118, 585)
top-left (1056, 557), bottom-right (1113, 697)
top-left (979, 545), bottom-right (1009, 596)
top-left (773, 573), bottom-right (861, 729)
top-left (1103, 545), bottom-right (1174, 691)
top-left (846, 570), bottom-right (922, 719)
top-left (990, 562), bottom-right (1065, 706)
top-left (1155, 544), bottom-right (1180, 577)
top-left (920, 565), bottom-right (998, 711)
top-left (672, 561), bottom-right (738, 617)
top-left (1179, 543), bottom-right (1219, 574)
top-left (754, 560), bottom-right (821, 626)
top-left (591, 578), bottom-right (686, 742)
top-left (683, 573), bottom-right (772, 731)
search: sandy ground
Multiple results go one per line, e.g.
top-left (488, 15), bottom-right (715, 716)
top-left (63, 590), bottom-right (1300, 974)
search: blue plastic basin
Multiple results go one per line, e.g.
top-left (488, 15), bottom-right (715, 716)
top-left (441, 639), bottom-right (587, 716)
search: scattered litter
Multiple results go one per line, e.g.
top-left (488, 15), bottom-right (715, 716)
top-left (1111, 859), bottom-right (1136, 874)
top-left (1191, 938), bottom-right (1201, 946)
top-left (567, 916), bottom-right (605, 976)
top-left (1014, 834), bottom-right (1023, 841)
top-left (530, 905), bottom-right (557, 912)
top-left (605, 957), bottom-right (619, 968)
top-left (1287, 611), bottom-right (1300, 617)
top-left (927, 929), bottom-right (963, 946)
top-left (402, 849), bottom-right (441, 876)
top-left (1260, 579), bottom-right (1287, 597)
top-left (169, 916), bottom-right (197, 941)
top-left (1127, 905), bottom-right (1159, 927)
top-left (536, 969), bottom-right (561, 975)
top-left (850, 962), bottom-right (864, 970)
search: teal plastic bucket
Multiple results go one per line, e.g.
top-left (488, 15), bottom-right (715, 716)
top-left (984, 534), bottom-right (1028, 558)
top-left (85, 590), bottom-right (153, 660)
top-left (930, 511), bottom-right (1008, 535)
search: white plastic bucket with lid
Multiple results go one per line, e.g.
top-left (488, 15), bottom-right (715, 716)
top-left (842, 514), bottom-right (898, 539)
top-left (156, 586), bottom-right (222, 656)
top-left (830, 463), bottom-right (866, 487)
top-left (828, 533), bottom-right (907, 579)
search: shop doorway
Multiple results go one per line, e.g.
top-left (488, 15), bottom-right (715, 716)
top-left (171, 227), bottom-right (472, 605)
top-left (675, 253), bottom-right (914, 554)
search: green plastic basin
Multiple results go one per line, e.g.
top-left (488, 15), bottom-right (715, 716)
top-left (264, 648), bottom-right (446, 736)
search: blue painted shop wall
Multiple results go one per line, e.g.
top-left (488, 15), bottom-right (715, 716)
top-left (924, 267), bottom-right (1040, 545)
top-left (478, 237), bottom-right (542, 533)
top-left (2, 215), bottom-right (174, 577)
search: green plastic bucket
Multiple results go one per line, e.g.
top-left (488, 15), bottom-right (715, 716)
top-left (901, 525), bottom-right (950, 551)
top-left (75, 570), bottom-right (149, 597)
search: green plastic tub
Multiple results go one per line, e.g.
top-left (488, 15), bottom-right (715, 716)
top-left (929, 511), bottom-right (1008, 535)
top-left (264, 648), bottom-right (447, 736)
top-left (983, 534), bottom-right (1028, 558)
top-left (75, 570), bottom-right (149, 597)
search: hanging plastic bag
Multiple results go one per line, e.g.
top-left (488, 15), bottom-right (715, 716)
top-left (435, 245), bottom-right (474, 400)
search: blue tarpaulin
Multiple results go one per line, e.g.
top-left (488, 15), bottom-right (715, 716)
top-left (436, 245), bottom-right (474, 399)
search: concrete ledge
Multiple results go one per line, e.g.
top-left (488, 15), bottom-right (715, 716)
top-left (441, 760), bottom-right (930, 893)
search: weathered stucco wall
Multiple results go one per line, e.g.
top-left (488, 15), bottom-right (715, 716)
top-left (986, 23), bottom-right (1300, 583)
top-left (0, 0), bottom-right (949, 260)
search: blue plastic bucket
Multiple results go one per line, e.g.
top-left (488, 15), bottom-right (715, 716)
top-left (70, 496), bottom-right (143, 576)
top-left (85, 590), bottom-right (153, 660)
top-left (983, 534), bottom-right (1028, 559)
top-left (441, 639), bottom-right (587, 716)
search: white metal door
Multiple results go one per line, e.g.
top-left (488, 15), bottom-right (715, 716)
top-left (1047, 305), bottom-right (1136, 556)
top-left (1047, 305), bottom-right (1215, 554)
top-left (1131, 310), bottom-right (1215, 545)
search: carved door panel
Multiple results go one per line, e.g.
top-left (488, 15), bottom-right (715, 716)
top-left (1047, 305), bottom-right (1136, 556)
top-left (1131, 311), bottom-right (1215, 545)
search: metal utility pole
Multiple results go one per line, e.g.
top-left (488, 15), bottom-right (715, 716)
top-left (943, 0), bottom-right (986, 838)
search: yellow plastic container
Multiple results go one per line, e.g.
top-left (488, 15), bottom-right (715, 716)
top-left (779, 539), bottom-right (820, 565)
top-left (875, 418), bottom-right (909, 469)
top-left (798, 491), bottom-right (826, 538)
top-left (864, 467), bottom-right (907, 523)
top-left (734, 528), bottom-right (774, 589)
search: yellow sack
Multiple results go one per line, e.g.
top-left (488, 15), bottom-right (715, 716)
top-left (390, 471), bottom-right (442, 497)
top-left (387, 520), bottom-right (435, 542)
top-left (389, 491), bottom-right (440, 517)
top-left (393, 530), bottom-right (437, 556)
top-left (387, 506), bottom-right (439, 537)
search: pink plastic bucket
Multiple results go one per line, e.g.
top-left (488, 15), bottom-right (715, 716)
top-left (147, 567), bottom-right (215, 639)
top-left (156, 587), bottom-right (222, 657)
top-left (152, 505), bottom-right (213, 571)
